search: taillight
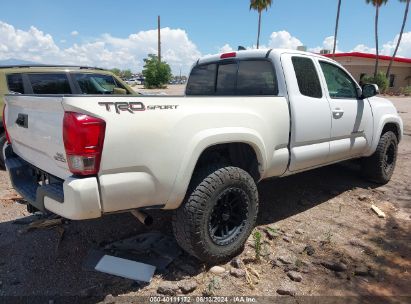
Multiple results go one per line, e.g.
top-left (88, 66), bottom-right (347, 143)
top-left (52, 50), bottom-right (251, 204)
top-left (2, 105), bottom-right (11, 144)
top-left (63, 112), bottom-right (106, 176)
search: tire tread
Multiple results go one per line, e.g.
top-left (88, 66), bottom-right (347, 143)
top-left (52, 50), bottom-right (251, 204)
top-left (362, 131), bottom-right (398, 184)
top-left (172, 164), bottom-right (258, 263)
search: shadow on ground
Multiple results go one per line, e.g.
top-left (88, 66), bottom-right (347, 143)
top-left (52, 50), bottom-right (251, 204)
top-left (257, 161), bottom-right (377, 225)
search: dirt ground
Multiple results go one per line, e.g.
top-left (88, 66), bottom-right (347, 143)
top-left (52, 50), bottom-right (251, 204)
top-left (0, 97), bottom-right (410, 303)
top-left (133, 84), bottom-right (185, 95)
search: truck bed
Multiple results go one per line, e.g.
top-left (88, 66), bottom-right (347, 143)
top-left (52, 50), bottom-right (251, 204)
top-left (4, 94), bottom-right (290, 217)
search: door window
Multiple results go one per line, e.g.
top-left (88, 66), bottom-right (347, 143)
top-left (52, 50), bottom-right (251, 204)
top-left (319, 61), bottom-right (358, 99)
top-left (74, 73), bottom-right (129, 94)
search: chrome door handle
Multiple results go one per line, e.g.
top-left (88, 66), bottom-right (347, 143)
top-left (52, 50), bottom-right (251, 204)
top-left (332, 108), bottom-right (344, 119)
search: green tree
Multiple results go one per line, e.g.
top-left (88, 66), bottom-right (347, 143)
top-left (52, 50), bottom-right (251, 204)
top-left (332, 0), bottom-right (342, 58)
top-left (249, 0), bottom-right (272, 49)
top-left (386, 0), bottom-right (410, 78)
top-left (121, 69), bottom-right (132, 79)
top-left (362, 72), bottom-right (389, 93)
top-left (142, 54), bottom-right (172, 88)
top-left (110, 68), bottom-right (121, 76)
top-left (366, 0), bottom-right (388, 78)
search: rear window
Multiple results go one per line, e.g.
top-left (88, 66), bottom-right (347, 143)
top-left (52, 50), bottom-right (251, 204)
top-left (6, 74), bottom-right (24, 94)
top-left (186, 60), bottom-right (278, 96)
top-left (216, 63), bottom-right (237, 95)
top-left (28, 73), bottom-right (71, 94)
top-left (186, 64), bottom-right (217, 95)
top-left (74, 73), bottom-right (130, 94)
top-left (291, 57), bottom-right (322, 98)
top-left (237, 61), bottom-right (278, 95)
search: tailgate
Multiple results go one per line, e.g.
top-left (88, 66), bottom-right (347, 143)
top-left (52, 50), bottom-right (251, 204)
top-left (5, 95), bottom-right (71, 179)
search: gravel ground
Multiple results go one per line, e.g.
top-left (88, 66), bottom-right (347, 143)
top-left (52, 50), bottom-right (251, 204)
top-left (0, 97), bottom-right (409, 303)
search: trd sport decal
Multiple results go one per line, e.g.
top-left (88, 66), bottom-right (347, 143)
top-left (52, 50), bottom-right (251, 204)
top-left (146, 105), bottom-right (179, 110)
top-left (98, 102), bottom-right (179, 114)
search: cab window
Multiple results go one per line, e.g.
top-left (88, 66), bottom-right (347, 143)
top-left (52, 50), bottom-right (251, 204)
top-left (237, 61), bottom-right (278, 95)
top-left (186, 64), bottom-right (217, 95)
top-left (216, 63), bottom-right (237, 95)
top-left (291, 57), bottom-right (322, 99)
top-left (28, 73), bottom-right (71, 94)
top-left (6, 74), bottom-right (24, 94)
top-left (319, 61), bottom-right (358, 99)
top-left (186, 60), bottom-right (278, 96)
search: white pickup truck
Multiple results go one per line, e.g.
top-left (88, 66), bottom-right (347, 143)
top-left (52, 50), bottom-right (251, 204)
top-left (3, 49), bottom-right (403, 263)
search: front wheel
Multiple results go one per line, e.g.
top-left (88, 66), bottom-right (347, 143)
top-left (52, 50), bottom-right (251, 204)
top-left (172, 166), bottom-right (259, 263)
top-left (362, 131), bottom-right (398, 184)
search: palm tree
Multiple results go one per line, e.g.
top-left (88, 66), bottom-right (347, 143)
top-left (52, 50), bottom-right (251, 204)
top-left (250, 0), bottom-right (273, 49)
top-left (366, 0), bottom-right (388, 78)
top-left (386, 0), bottom-right (410, 78)
top-left (333, 0), bottom-right (342, 58)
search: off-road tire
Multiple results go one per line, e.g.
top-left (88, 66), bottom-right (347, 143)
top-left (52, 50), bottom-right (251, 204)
top-left (0, 134), bottom-right (7, 170)
top-left (362, 131), bottom-right (398, 184)
top-left (172, 165), bottom-right (259, 264)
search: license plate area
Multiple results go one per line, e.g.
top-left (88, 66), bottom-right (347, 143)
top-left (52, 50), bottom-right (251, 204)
top-left (30, 166), bottom-right (62, 186)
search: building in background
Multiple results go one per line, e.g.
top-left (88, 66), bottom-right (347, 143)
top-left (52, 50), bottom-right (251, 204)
top-left (322, 52), bottom-right (411, 93)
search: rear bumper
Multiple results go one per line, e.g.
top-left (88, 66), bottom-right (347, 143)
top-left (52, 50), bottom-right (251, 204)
top-left (5, 146), bottom-right (102, 220)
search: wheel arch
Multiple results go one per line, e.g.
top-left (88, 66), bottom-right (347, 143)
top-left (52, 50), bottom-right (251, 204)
top-left (381, 122), bottom-right (401, 141)
top-left (367, 115), bottom-right (403, 156)
top-left (164, 128), bottom-right (267, 209)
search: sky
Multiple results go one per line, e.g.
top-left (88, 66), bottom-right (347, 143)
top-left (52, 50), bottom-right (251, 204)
top-left (0, 0), bottom-right (410, 74)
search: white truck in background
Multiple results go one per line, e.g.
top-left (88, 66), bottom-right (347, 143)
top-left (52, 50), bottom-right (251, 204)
top-left (3, 49), bottom-right (403, 263)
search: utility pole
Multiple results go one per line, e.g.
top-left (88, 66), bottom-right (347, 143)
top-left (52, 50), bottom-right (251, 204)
top-left (158, 15), bottom-right (161, 62)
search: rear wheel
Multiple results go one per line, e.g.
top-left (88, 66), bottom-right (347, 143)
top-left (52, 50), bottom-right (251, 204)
top-left (172, 166), bottom-right (258, 263)
top-left (362, 131), bottom-right (398, 184)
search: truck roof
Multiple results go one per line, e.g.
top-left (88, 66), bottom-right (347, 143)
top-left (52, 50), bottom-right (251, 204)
top-left (0, 65), bottom-right (117, 77)
top-left (0, 64), bottom-right (105, 70)
top-left (197, 49), bottom-right (328, 65)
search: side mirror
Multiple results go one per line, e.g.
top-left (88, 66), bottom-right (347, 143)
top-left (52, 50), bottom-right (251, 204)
top-left (113, 87), bottom-right (128, 95)
top-left (361, 84), bottom-right (379, 99)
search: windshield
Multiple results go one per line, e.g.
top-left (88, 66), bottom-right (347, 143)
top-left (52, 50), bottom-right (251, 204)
top-left (74, 73), bottom-right (131, 94)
